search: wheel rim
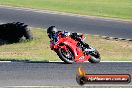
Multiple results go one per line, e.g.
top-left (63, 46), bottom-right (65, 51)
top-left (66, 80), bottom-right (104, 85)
top-left (60, 48), bottom-right (74, 62)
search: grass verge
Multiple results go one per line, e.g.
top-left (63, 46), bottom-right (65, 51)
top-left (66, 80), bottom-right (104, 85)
top-left (0, 28), bottom-right (59, 61)
top-left (0, 0), bottom-right (132, 20)
top-left (0, 28), bottom-right (132, 61)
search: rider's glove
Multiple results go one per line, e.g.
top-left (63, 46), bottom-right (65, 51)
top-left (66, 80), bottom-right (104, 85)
top-left (62, 31), bottom-right (71, 36)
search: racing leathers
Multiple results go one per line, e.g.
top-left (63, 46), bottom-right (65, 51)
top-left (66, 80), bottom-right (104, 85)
top-left (49, 31), bottom-right (90, 53)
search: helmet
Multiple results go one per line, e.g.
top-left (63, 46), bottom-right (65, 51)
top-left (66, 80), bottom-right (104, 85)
top-left (47, 26), bottom-right (58, 38)
top-left (47, 26), bottom-right (58, 34)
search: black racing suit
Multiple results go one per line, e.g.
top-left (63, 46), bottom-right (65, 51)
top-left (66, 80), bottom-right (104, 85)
top-left (70, 32), bottom-right (89, 48)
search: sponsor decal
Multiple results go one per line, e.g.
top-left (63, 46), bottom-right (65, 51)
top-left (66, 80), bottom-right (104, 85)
top-left (79, 56), bottom-right (84, 60)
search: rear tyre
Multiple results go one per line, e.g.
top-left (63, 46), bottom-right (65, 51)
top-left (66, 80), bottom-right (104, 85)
top-left (57, 46), bottom-right (74, 64)
top-left (88, 50), bottom-right (101, 63)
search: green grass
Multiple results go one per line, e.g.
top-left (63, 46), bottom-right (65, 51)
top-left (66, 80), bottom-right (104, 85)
top-left (0, 0), bottom-right (132, 20)
top-left (86, 35), bottom-right (132, 61)
top-left (0, 28), bottom-right (60, 61)
top-left (0, 28), bottom-right (132, 61)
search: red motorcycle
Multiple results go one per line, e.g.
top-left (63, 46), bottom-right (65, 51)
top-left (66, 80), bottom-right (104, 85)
top-left (50, 32), bottom-right (101, 64)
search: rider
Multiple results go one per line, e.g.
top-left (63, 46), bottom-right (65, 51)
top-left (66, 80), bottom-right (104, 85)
top-left (47, 26), bottom-right (90, 53)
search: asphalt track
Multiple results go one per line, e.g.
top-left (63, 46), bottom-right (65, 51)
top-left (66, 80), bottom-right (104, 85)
top-left (0, 62), bottom-right (131, 86)
top-left (0, 6), bottom-right (132, 39)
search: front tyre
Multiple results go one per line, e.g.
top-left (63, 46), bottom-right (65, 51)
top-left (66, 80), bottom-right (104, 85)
top-left (89, 50), bottom-right (101, 63)
top-left (57, 46), bottom-right (74, 64)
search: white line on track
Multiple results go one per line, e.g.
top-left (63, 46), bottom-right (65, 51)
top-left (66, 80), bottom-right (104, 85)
top-left (0, 61), bottom-right (132, 63)
top-left (5, 86), bottom-right (60, 88)
top-left (49, 61), bottom-right (132, 63)
top-left (101, 61), bottom-right (132, 62)
top-left (0, 61), bottom-right (11, 63)
top-left (6, 85), bottom-right (132, 87)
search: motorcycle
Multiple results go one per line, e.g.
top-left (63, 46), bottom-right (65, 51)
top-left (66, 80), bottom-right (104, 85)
top-left (49, 32), bottom-right (101, 64)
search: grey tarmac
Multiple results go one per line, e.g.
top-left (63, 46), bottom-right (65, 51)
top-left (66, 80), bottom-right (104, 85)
top-left (0, 62), bottom-right (131, 86)
top-left (0, 7), bottom-right (132, 39)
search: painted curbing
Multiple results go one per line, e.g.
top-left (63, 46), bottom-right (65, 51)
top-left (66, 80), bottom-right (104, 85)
top-left (93, 35), bottom-right (132, 41)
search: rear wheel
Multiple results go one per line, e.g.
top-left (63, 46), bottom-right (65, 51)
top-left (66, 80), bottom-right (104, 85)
top-left (88, 50), bottom-right (101, 63)
top-left (57, 46), bottom-right (74, 64)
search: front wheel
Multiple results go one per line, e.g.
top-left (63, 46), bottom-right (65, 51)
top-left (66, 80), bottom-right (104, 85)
top-left (57, 46), bottom-right (74, 64)
top-left (88, 50), bottom-right (101, 63)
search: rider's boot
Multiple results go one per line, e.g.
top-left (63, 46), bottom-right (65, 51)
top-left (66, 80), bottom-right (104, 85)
top-left (84, 47), bottom-right (95, 55)
top-left (83, 43), bottom-right (89, 48)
